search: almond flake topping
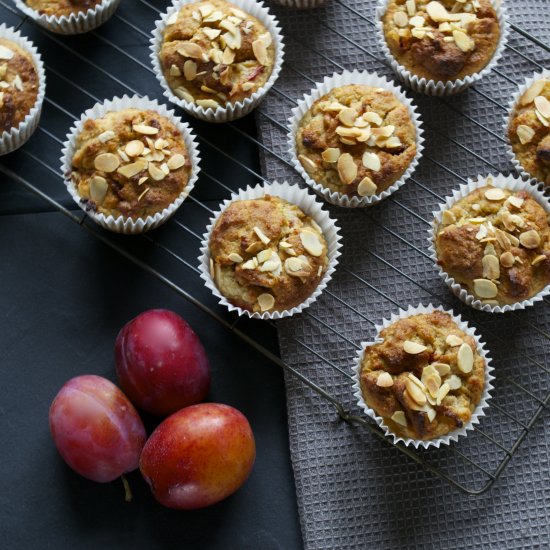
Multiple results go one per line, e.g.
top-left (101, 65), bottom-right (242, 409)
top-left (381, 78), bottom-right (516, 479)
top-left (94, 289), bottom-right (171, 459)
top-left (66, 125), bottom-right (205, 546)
top-left (446, 334), bottom-right (463, 347)
top-left (362, 152), bottom-right (381, 171)
top-left (534, 95), bottom-right (550, 119)
top-left (473, 278), bottom-right (498, 299)
top-left (391, 411), bottom-right (407, 427)
top-left (507, 195), bottom-right (524, 209)
top-left (376, 372), bottom-right (394, 388)
top-left (532, 254), bottom-right (546, 266)
top-left (300, 229), bottom-right (324, 257)
top-left (405, 378), bottom-right (427, 405)
top-left (337, 153), bottom-right (357, 185)
top-left (257, 293), bottom-right (275, 312)
top-left (321, 148), bottom-right (341, 163)
top-left (98, 130), bottom-right (116, 143)
top-left (167, 153), bottom-right (186, 170)
top-left (177, 42), bottom-right (204, 59)
top-left (89, 176), bottom-right (108, 205)
top-left (520, 80), bottom-right (546, 105)
top-left (403, 340), bottom-right (427, 354)
top-left (484, 187), bottom-right (506, 201)
top-left (516, 125), bottom-right (535, 145)
top-left (133, 124), bottom-right (159, 135)
top-left (457, 343), bottom-right (473, 373)
top-left (0, 46), bottom-right (14, 60)
top-left (519, 229), bottom-right (540, 249)
top-left (125, 140), bottom-right (145, 157)
top-left (500, 251), bottom-right (515, 267)
top-left (394, 11), bottom-right (409, 27)
top-left (228, 253), bottom-right (243, 263)
top-left (252, 38), bottom-right (269, 65)
top-left (118, 160), bottom-right (148, 179)
top-left (482, 254), bottom-right (500, 280)
top-left (94, 153), bottom-right (120, 173)
top-left (357, 177), bottom-right (378, 197)
top-left (253, 226), bottom-right (270, 245)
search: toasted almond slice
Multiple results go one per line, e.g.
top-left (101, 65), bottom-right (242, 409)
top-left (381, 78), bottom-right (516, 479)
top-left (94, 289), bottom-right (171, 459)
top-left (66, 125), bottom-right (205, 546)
top-left (133, 124), bottom-right (159, 135)
top-left (393, 11), bottom-right (409, 27)
top-left (362, 152), bottom-right (381, 171)
top-left (447, 375), bottom-right (462, 390)
top-left (507, 195), bottom-right (524, 208)
top-left (338, 107), bottom-right (358, 127)
top-left (337, 153), bottom-right (357, 185)
top-left (203, 9), bottom-right (223, 22)
top-left (391, 410), bottom-right (407, 427)
top-left (500, 251), bottom-right (515, 268)
top-left (516, 124), bottom-right (535, 145)
top-left (298, 154), bottom-right (317, 173)
top-left (183, 59), bottom-right (197, 80)
top-left (484, 187), bottom-right (506, 201)
top-left (520, 80), bottom-right (546, 105)
top-left (259, 258), bottom-right (279, 272)
top-left (457, 343), bottom-right (474, 373)
top-left (257, 293), bottom-right (275, 312)
top-left (138, 176), bottom-right (148, 186)
top-left (89, 176), bottom-right (108, 204)
top-left (228, 253), bottom-right (243, 263)
top-left (433, 362), bottom-right (451, 376)
top-left (321, 101), bottom-right (345, 113)
top-left (321, 148), bottom-right (341, 163)
top-left (535, 95), bottom-right (550, 119)
top-left (446, 334), bottom-right (463, 347)
top-left (519, 229), bottom-right (541, 249)
top-left (257, 249), bottom-right (272, 264)
top-left (371, 125), bottom-right (394, 137)
top-left (300, 230), bottom-right (324, 257)
top-left (436, 382), bottom-right (450, 405)
top-left (285, 257), bottom-right (304, 273)
top-left (535, 109), bottom-right (549, 127)
top-left (336, 126), bottom-right (362, 138)
top-left (203, 27), bottom-right (221, 40)
top-left (98, 130), bottom-right (115, 143)
top-left (222, 47), bottom-right (236, 65)
top-left (175, 87), bottom-right (195, 103)
top-left (409, 15), bottom-right (425, 27)
top-left (241, 259), bottom-right (257, 270)
top-left (403, 340), bottom-right (427, 354)
top-left (118, 160), bottom-right (148, 178)
top-left (0, 45), bottom-right (14, 60)
top-left (531, 254), bottom-right (546, 266)
top-left (148, 163), bottom-right (166, 181)
top-left (411, 28), bottom-right (426, 39)
top-left (354, 117), bottom-right (369, 128)
top-left (441, 210), bottom-right (456, 225)
top-left (279, 241), bottom-right (292, 249)
top-left (355, 128), bottom-right (372, 143)
top-left (426, 407), bottom-right (437, 423)
top-left (177, 41), bottom-right (204, 59)
top-left (198, 3), bottom-right (214, 17)
top-left (94, 153), bottom-right (120, 173)
top-left (422, 371), bottom-right (441, 398)
top-left (196, 99), bottom-right (219, 109)
top-left (405, 378), bottom-right (427, 405)
top-left (254, 226), bottom-right (270, 245)
top-left (363, 111), bottom-right (383, 126)
top-left (482, 254), bottom-right (500, 280)
top-left (376, 372), bottom-right (394, 387)
top-left (169, 64), bottom-right (181, 77)
top-left (473, 278), bottom-right (498, 299)
top-left (383, 136), bottom-right (402, 148)
top-left (452, 30), bottom-right (475, 52)
top-left (357, 177), bottom-right (377, 197)
top-left (426, 1), bottom-right (450, 22)
top-left (125, 140), bottom-right (145, 157)
top-left (252, 38), bottom-right (269, 65)
top-left (167, 153), bottom-right (186, 170)
top-left (405, 0), bottom-right (416, 16)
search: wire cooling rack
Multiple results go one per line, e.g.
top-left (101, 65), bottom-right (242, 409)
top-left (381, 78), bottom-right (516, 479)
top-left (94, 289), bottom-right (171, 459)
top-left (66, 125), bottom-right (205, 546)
top-left (0, 0), bottom-right (548, 495)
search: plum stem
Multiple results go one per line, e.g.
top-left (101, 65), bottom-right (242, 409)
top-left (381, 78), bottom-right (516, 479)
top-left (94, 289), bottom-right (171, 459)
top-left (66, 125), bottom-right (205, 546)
top-left (121, 475), bottom-right (132, 503)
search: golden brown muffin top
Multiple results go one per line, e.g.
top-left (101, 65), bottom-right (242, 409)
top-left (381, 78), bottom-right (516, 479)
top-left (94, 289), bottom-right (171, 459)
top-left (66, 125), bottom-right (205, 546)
top-left (25, 0), bottom-right (104, 17)
top-left (0, 39), bottom-right (39, 134)
top-left (71, 108), bottom-right (191, 220)
top-left (360, 311), bottom-right (485, 441)
top-left (209, 195), bottom-right (329, 313)
top-left (508, 79), bottom-right (550, 185)
top-left (296, 84), bottom-right (417, 198)
top-left (435, 184), bottom-right (550, 306)
top-left (160, 0), bottom-right (275, 108)
top-left (382, 0), bottom-right (500, 82)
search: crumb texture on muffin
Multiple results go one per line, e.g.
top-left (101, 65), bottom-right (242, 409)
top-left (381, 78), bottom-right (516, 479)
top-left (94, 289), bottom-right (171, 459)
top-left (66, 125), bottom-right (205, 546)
top-left (382, 0), bottom-right (500, 82)
top-left (71, 108), bottom-right (191, 220)
top-left (296, 84), bottom-right (416, 198)
top-left (508, 79), bottom-right (550, 185)
top-left (435, 183), bottom-right (550, 305)
top-left (25, 0), bottom-right (104, 17)
top-left (160, 0), bottom-right (275, 108)
top-left (360, 311), bottom-right (485, 441)
top-left (0, 38), bottom-right (39, 134)
top-left (209, 195), bottom-right (329, 313)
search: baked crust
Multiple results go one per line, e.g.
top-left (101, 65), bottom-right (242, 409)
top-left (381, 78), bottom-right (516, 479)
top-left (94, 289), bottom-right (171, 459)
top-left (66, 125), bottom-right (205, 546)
top-left (296, 84), bottom-right (416, 197)
top-left (360, 311), bottom-right (485, 441)
top-left (25, 0), bottom-right (103, 17)
top-left (0, 39), bottom-right (39, 134)
top-left (382, 0), bottom-right (500, 82)
top-left (160, 0), bottom-right (275, 108)
top-left (435, 184), bottom-right (550, 305)
top-left (508, 79), bottom-right (550, 185)
top-left (209, 195), bottom-right (329, 313)
top-left (71, 108), bottom-right (191, 220)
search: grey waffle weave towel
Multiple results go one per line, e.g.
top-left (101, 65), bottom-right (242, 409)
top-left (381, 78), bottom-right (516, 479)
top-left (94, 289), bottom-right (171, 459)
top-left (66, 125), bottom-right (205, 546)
top-left (257, 1), bottom-right (550, 548)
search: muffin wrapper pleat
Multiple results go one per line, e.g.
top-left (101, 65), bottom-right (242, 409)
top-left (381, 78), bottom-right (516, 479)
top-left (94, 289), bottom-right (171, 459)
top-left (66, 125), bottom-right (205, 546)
top-left (351, 303), bottom-right (494, 449)
top-left (150, 0), bottom-right (285, 122)
top-left (0, 24), bottom-right (46, 156)
top-left (428, 173), bottom-right (550, 313)
top-left (13, 0), bottom-right (120, 35)
top-left (60, 94), bottom-right (201, 234)
top-left (375, 0), bottom-right (509, 96)
top-left (287, 69), bottom-right (425, 208)
top-left (198, 180), bottom-right (342, 319)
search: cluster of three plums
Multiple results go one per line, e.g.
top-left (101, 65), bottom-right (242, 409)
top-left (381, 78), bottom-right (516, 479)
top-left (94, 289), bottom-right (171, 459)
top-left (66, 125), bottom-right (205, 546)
top-left (49, 310), bottom-right (255, 510)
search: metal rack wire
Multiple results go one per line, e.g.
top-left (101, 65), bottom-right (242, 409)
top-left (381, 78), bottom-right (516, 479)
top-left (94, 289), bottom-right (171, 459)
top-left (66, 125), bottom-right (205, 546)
top-left (1, 0), bottom-right (548, 495)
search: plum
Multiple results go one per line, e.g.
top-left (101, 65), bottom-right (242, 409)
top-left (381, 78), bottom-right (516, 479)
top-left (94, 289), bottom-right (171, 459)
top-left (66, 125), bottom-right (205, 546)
top-left (140, 403), bottom-right (256, 510)
top-left (49, 375), bottom-right (146, 483)
top-left (115, 309), bottom-right (211, 416)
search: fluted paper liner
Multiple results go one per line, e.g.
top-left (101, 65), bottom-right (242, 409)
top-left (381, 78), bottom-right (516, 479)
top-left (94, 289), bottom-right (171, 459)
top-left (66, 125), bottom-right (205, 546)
top-left (504, 69), bottom-right (550, 187)
top-left (352, 303), bottom-right (494, 449)
top-left (13, 0), bottom-right (120, 35)
top-left (150, 0), bottom-right (285, 122)
top-left (375, 0), bottom-right (509, 96)
top-left (61, 95), bottom-right (201, 234)
top-left (198, 180), bottom-right (342, 319)
top-left (429, 173), bottom-right (550, 313)
top-left (287, 70), bottom-right (424, 208)
top-left (0, 25), bottom-right (46, 156)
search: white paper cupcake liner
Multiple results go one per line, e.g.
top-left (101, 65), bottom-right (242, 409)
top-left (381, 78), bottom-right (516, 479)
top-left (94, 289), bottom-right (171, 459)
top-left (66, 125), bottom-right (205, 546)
top-left (0, 25), bottom-right (46, 156)
top-left (504, 69), bottom-right (550, 187)
top-left (375, 0), bottom-right (509, 96)
top-left (287, 70), bottom-right (424, 208)
top-left (60, 95), bottom-right (201, 235)
top-left (198, 180), bottom-right (342, 319)
top-left (150, 0), bottom-right (285, 122)
top-left (351, 303), bottom-right (494, 449)
top-left (270, 0), bottom-right (326, 8)
top-left (14, 0), bottom-right (120, 35)
top-left (429, 173), bottom-right (550, 313)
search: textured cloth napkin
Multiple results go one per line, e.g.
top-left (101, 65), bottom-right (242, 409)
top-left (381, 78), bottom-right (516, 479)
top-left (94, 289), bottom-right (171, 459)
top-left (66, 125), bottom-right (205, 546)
top-left (257, 1), bottom-right (550, 548)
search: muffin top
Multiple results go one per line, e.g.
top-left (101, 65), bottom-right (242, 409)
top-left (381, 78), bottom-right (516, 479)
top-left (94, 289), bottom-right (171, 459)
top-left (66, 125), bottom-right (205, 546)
top-left (71, 108), bottom-right (191, 220)
top-left (296, 84), bottom-right (417, 198)
top-left (435, 184), bottom-right (550, 306)
top-left (159, 0), bottom-right (275, 109)
top-left (209, 195), bottom-right (329, 313)
top-left (508, 79), bottom-right (550, 185)
top-left (382, 0), bottom-right (500, 82)
top-left (25, 0), bottom-right (104, 17)
top-left (0, 39), bottom-right (39, 134)
top-left (359, 311), bottom-right (485, 441)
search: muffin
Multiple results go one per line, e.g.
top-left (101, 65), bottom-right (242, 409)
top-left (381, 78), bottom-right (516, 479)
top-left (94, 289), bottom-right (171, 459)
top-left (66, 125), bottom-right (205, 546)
top-left (208, 195), bottom-right (329, 313)
top-left (159, 0), bottom-right (276, 110)
top-left (381, 0), bottom-right (501, 83)
top-left (70, 108), bottom-right (192, 220)
top-left (295, 84), bottom-right (417, 199)
top-left (24, 0), bottom-right (103, 17)
top-left (0, 38), bottom-right (40, 136)
top-left (435, 184), bottom-right (550, 307)
top-left (359, 310), bottom-right (486, 441)
top-left (508, 77), bottom-right (550, 186)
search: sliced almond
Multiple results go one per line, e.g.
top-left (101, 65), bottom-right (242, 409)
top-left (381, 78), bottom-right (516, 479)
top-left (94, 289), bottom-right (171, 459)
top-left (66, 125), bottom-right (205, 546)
top-left (117, 160), bottom-right (148, 178)
top-left (137, 187), bottom-right (150, 202)
top-left (363, 111), bottom-right (383, 126)
top-left (98, 130), bottom-right (115, 143)
top-left (175, 87), bottom-right (195, 103)
top-left (534, 95), bottom-right (550, 119)
top-left (300, 229), bottom-right (324, 257)
top-left (393, 11), bottom-right (409, 27)
top-left (376, 372), bottom-right (394, 387)
top-left (403, 340), bottom-right (427, 354)
top-left (405, 378), bottom-right (427, 406)
top-left (182, 59), bottom-right (197, 81)
top-left (473, 278), bottom-right (498, 299)
top-left (422, 369), bottom-right (441, 398)
top-left (257, 249), bottom-right (272, 264)
top-left (203, 27), bottom-right (221, 40)
top-left (221, 47), bottom-right (236, 65)
top-left (260, 258), bottom-right (278, 272)
top-left (371, 125), bottom-right (394, 137)
top-left (89, 176), bottom-right (108, 205)
top-left (321, 148), bottom-right (341, 163)
top-left (532, 254), bottom-right (546, 266)
top-left (426, 1), bottom-right (450, 22)
top-left (252, 39), bottom-right (269, 65)
top-left (535, 109), bottom-right (549, 127)
top-left (133, 124), bottom-right (159, 135)
top-left (285, 257), bottom-right (304, 273)
top-left (362, 152), bottom-right (381, 171)
top-left (441, 210), bottom-right (456, 225)
top-left (383, 137), bottom-right (402, 149)
top-left (241, 259), bottom-right (257, 270)
top-left (391, 411), bottom-right (407, 427)
top-left (125, 140), bottom-right (145, 157)
top-left (196, 99), bottom-right (219, 109)
top-left (500, 251), bottom-right (515, 268)
top-left (167, 153), bottom-right (186, 170)
top-left (409, 15), bottom-right (425, 27)
top-left (94, 153), bottom-right (120, 173)
top-left (520, 80), bottom-right (546, 105)
top-left (426, 407), bottom-right (437, 423)
top-left (482, 254), bottom-right (500, 280)
top-left (516, 124), bottom-right (535, 145)
top-left (337, 153), bottom-right (357, 185)
top-left (298, 154), bottom-right (317, 173)
top-left (519, 229), bottom-right (540, 249)
top-left (446, 375), bottom-right (462, 391)
top-left (452, 30), bottom-right (475, 52)
top-left (484, 187), bottom-right (506, 201)
top-left (338, 107), bottom-right (358, 127)
top-left (0, 45), bottom-right (14, 60)
top-left (507, 195), bottom-right (524, 209)
top-left (357, 177), bottom-right (378, 197)
top-left (177, 42), bottom-right (204, 59)
top-left (457, 343), bottom-right (474, 373)
top-left (445, 334), bottom-right (463, 347)
top-left (253, 226), bottom-right (270, 245)
top-left (433, 362), bottom-right (451, 376)
top-left (148, 163), bottom-right (166, 181)
top-left (257, 293), bottom-right (275, 312)
top-left (436, 382), bottom-right (450, 405)
top-left (228, 253), bottom-right (243, 263)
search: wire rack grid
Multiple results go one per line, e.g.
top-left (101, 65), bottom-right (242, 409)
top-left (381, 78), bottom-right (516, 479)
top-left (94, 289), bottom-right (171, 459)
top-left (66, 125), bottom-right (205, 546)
top-left (0, 0), bottom-right (548, 495)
